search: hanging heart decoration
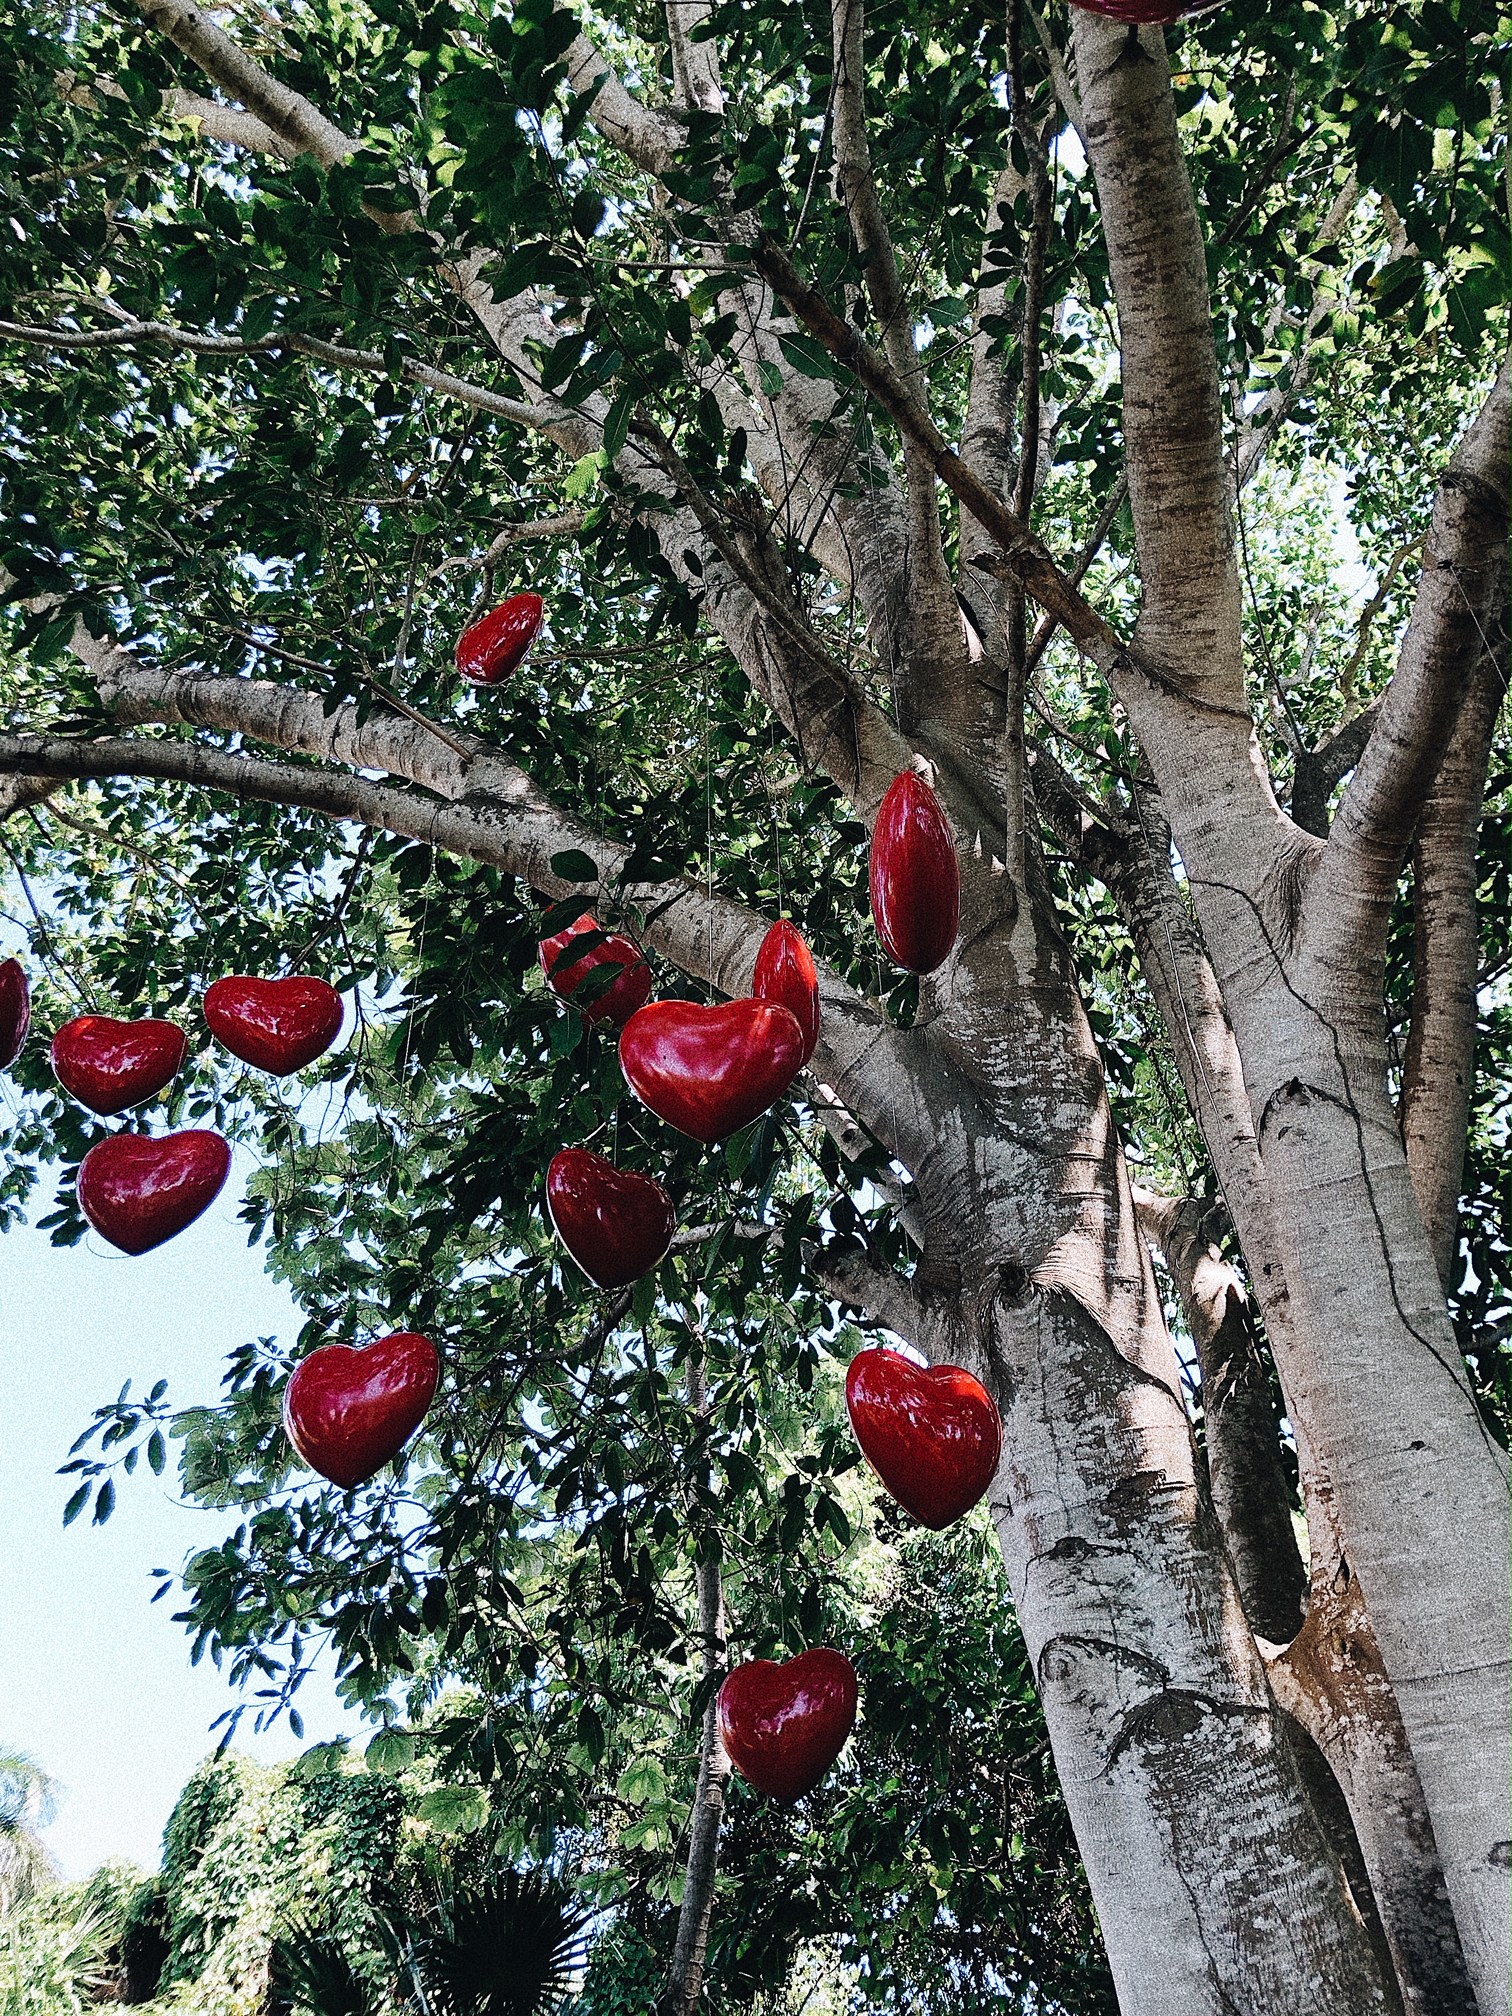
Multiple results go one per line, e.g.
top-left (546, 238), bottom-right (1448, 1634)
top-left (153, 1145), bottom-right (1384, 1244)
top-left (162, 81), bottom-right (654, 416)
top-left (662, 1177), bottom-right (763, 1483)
top-left (752, 920), bottom-right (820, 1065)
top-left (845, 1347), bottom-right (1002, 1528)
top-left (51, 1015), bottom-right (187, 1116)
top-left (455, 592), bottom-right (545, 685)
top-left (619, 999), bottom-right (804, 1144)
top-left (0, 959), bottom-right (30, 1069)
top-left (1069, 0), bottom-right (1188, 22)
top-left (284, 1332), bottom-right (440, 1489)
top-left (717, 1649), bottom-right (858, 1802)
top-left (204, 975), bottom-right (344, 1075)
top-left (539, 913), bottom-right (653, 1028)
top-left (78, 1129), bottom-right (231, 1254)
top-left (546, 1148), bottom-right (676, 1289)
top-left (868, 769), bottom-right (959, 975)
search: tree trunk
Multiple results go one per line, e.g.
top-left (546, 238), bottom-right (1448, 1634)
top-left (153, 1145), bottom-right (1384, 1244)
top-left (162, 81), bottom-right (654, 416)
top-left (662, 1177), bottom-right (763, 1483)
top-left (851, 876), bottom-right (1394, 2014)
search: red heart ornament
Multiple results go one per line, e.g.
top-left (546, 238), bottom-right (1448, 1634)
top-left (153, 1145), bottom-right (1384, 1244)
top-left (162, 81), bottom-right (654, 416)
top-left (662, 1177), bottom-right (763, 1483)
top-left (845, 1347), bottom-right (1002, 1528)
top-left (869, 770), bottom-right (959, 975)
top-left (284, 1332), bottom-right (439, 1488)
top-left (619, 999), bottom-right (805, 1144)
top-left (78, 1129), bottom-right (231, 1255)
top-left (546, 1148), bottom-right (675, 1289)
top-left (752, 921), bottom-right (820, 1065)
top-left (455, 593), bottom-right (545, 685)
top-left (717, 1649), bottom-right (858, 1802)
top-left (539, 913), bottom-right (653, 1028)
top-left (204, 975), bottom-right (344, 1075)
top-left (51, 1015), bottom-right (187, 1116)
top-left (0, 959), bottom-right (29, 1069)
top-left (1070, 0), bottom-right (1187, 20)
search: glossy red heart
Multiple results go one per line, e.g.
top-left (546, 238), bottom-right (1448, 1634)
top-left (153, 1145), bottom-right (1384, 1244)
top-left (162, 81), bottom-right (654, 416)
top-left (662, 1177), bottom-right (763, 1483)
top-left (1070, 0), bottom-right (1186, 20)
top-left (619, 998), bottom-right (805, 1144)
top-left (546, 1148), bottom-right (675, 1289)
top-left (869, 770), bottom-right (959, 975)
top-left (51, 1015), bottom-right (187, 1116)
top-left (455, 592), bottom-right (545, 685)
top-left (78, 1129), bottom-right (231, 1255)
top-left (284, 1332), bottom-right (440, 1489)
top-left (0, 959), bottom-right (29, 1069)
top-left (752, 921), bottom-right (820, 1065)
top-left (717, 1649), bottom-right (858, 1802)
top-left (204, 975), bottom-right (344, 1075)
top-left (539, 913), bottom-right (653, 1028)
top-left (845, 1347), bottom-right (1002, 1528)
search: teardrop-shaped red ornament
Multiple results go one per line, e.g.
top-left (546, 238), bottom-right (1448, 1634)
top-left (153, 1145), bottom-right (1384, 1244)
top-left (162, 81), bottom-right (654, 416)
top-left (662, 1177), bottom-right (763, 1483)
top-left (868, 770), bottom-right (959, 974)
top-left (752, 921), bottom-right (820, 1065)
top-left (455, 593), bottom-right (545, 685)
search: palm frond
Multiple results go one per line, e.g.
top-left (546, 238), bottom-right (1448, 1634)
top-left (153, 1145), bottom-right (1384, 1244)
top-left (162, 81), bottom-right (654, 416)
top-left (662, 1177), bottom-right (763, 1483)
top-left (269, 1923), bottom-right (382, 2016)
top-left (409, 1870), bottom-right (590, 2016)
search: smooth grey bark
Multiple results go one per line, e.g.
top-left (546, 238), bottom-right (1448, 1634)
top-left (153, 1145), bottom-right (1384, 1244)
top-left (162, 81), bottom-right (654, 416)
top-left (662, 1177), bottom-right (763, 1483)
top-left (1133, 1191), bottom-right (1306, 1645)
top-left (1401, 646), bottom-right (1506, 1286)
top-left (1071, 19), bottom-right (1512, 2002)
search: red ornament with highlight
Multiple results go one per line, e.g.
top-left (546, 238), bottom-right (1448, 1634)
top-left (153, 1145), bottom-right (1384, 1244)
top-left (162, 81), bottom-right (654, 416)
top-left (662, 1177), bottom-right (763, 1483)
top-left (845, 1346), bottom-right (1002, 1529)
top-left (51, 1015), bottom-right (187, 1116)
top-left (752, 921), bottom-right (820, 1065)
top-left (78, 1129), bottom-right (230, 1254)
top-left (204, 976), bottom-right (344, 1075)
top-left (1069, 0), bottom-right (1189, 23)
top-left (455, 593), bottom-right (545, 686)
top-left (546, 1148), bottom-right (676, 1289)
top-left (717, 1649), bottom-right (858, 1802)
top-left (0, 959), bottom-right (30, 1069)
top-left (619, 998), bottom-right (805, 1144)
top-left (869, 770), bottom-right (959, 975)
top-left (284, 1332), bottom-right (440, 1490)
top-left (539, 914), bottom-right (653, 1028)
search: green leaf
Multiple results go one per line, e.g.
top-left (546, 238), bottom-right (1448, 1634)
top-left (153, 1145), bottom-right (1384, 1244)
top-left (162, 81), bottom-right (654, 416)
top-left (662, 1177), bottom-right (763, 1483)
top-left (549, 849), bottom-right (599, 882)
top-left (602, 388), bottom-right (634, 462)
top-left (562, 451), bottom-right (606, 501)
top-left (365, 1728), bottom-right (416, 1775)
top-left (417, 1784), bottom-right (488, 1834)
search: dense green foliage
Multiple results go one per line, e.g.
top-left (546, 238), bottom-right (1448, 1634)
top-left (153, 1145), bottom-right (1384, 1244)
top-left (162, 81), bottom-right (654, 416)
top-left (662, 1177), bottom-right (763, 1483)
top-left (0, 0), bottom-right (1504, 2006)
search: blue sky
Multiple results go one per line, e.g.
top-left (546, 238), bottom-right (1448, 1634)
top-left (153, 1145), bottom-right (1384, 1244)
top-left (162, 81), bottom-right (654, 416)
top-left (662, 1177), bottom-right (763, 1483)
top-left (0, 1144), bottom-right (362, 1880)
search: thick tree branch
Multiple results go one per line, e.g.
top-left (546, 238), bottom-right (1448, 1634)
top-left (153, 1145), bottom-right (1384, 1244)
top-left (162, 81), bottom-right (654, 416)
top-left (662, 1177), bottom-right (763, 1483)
top-left (664, 0), bottom-right (724, 116)
top-left (828, 0), bottom-right (960, 707)
top-left (168, 87), bottom-right (294, 158)
top-left (1134, 1188), bottom-right (1306, 1643)
top-left (137, 0), bottom-right (354, 168)
top-left (1069, 14), bottom-right (1242, 698)
top-left (750, 235), bottom-right (1126, 674)
top-left (1307, 360), bottom-right (1510, 970)
top-left (0, 317), bottom-right (563, 433)
top-left (1289, 697), bottom-right (1382, 840)
top-left (1401, 647), bottom-right (1506, 1287)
